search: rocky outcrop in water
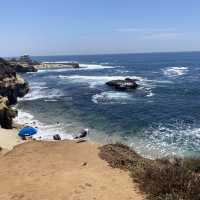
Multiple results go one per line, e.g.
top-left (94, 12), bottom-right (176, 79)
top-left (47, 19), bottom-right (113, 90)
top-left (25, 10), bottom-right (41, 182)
top-left (13, 64), bottom-right (38, 73)
top-left (106, 78), bottom-right (138, 91)
top-left (39, 62), bottom-right (80, 69)
top-left (0, 58), bottom-right (29, 128)
top-left (8, 55), bottom-right (38, 73)
top-left (72, 62), bottom-right (80, 68)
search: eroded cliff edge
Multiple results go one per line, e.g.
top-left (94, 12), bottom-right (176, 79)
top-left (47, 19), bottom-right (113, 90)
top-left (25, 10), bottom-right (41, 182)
top-left (0, 58), bottom-right (29, 128)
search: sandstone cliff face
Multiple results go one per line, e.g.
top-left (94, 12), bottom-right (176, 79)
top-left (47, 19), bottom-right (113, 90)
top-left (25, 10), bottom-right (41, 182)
top-left (0, 74), bottom-right (29, 105)
top-left (0, 58), bottom-right (29, 128)
top-left (0, 97), bottom-right (17, 129)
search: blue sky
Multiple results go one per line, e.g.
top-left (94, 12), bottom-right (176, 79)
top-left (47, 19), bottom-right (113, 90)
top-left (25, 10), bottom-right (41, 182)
top-left (1, 0), bottom-right (200, 56)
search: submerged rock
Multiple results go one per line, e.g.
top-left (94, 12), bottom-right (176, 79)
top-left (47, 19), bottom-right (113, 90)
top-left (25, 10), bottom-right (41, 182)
top-left (106, 78), bottom-right (138, 91)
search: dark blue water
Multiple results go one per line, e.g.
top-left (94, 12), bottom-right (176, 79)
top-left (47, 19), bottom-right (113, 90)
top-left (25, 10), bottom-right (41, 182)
top-left (17, 52), bottom-right (200, 158)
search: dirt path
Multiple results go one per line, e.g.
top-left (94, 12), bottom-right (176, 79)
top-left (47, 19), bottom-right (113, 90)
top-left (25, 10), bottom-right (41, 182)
top-left (0, 140), bottom-right (144, 200)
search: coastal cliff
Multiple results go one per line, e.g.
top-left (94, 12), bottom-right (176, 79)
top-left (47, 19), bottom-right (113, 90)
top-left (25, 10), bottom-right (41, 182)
top-left (0, 58), bottom-right (29, 128)
top-left (8, 55), bottom-right (38, 73)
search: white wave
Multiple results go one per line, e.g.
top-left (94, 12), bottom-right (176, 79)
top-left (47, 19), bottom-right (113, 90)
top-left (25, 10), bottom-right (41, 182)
top-left (133, 124), bottom-right (200, 158)
top-left (146, 91), bottom-right (155, 97)
top-left (14, 110), bottom-right (73, 140)
top-left (23, 88), bottom-right (63, 101)
top-left (37, 63), bottom-right (115, 74)
top-left (21, 82), bottom-right (63, 101)
top-left (59, 75), bottom-right (143, 88)
top-left (79, 63), bottom-right (115, 70)
top-left (14, 110), bottom-right (34, 125)
top-left (163, 66), bottom-right (188, 77)
top-left (38, 68), bottom-right (70, 73)
top-left (59, 75), bottom-right (156, 97)
top-left (115, 69), bottom-right (130, 74)
top-left (100, 62), bottom-right (112, 65)
top-left (92, 91), bottom-right (133, 104)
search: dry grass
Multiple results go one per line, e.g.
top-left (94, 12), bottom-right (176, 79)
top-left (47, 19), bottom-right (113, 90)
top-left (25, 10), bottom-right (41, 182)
top-left (99, 143), bottom-right (200, 200)
top-left (99, 143), bottom-right (144, 170)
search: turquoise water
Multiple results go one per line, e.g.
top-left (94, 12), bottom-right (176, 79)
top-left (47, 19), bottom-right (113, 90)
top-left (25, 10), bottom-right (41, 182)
top-left (16, 52), bottom-right (200, 158)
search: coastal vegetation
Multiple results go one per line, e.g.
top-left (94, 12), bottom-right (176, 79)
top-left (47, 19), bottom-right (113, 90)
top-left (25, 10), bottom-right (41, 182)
top-left (99, 143), bottom-right (200, 200)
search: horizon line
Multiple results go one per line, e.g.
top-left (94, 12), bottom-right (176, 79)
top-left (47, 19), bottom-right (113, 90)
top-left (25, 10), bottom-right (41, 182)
top-left (3, 50), bottom-right (200, 58)
top-left (31, 50), bottom-right (200, 58)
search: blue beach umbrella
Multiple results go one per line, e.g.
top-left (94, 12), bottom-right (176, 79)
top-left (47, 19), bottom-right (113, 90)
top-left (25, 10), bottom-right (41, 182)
top-left (18, 127), bottom-right (38, 137)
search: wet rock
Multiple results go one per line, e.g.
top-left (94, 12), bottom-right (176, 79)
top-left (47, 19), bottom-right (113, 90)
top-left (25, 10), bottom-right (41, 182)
top-left (72, 62), bottom-right (80, 68)
top-left (13, 64), bottom-right (38, 73)
top-left (106, 78), bottom-right (138, 91)
top-left (7, 55), bottom-right (38, 73)
top-left (74, 129), bottom-right (89, 139)
top-left (53, 134), bottom-right (61, 140)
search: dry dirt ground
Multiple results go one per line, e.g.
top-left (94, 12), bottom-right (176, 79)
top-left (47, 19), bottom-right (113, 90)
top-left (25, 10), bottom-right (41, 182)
top-left (0, 140), bottom-right (144, 200)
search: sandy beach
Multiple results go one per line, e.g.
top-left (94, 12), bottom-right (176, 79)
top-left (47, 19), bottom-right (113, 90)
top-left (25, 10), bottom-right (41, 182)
top-left (0, 128), bottom-right (22, 151)
top-left (0, 139), bottom-right (144, 200)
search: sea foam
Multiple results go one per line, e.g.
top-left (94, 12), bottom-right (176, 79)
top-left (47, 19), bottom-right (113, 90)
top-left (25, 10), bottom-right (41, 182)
top-left (37, 63), bottom-right (115, 74)
top-left (14, 110), bottom-right (73, 140)
top-left (92, 91), bottom-right (134, 104)
top-left (132, 123), bottom-right (200, 158)
top-left (59, 75), bottom-right (143, 88)
top-left (163, 66), bottom-right (188, 77)
top-left (20, 82), bottom-right (63, 101)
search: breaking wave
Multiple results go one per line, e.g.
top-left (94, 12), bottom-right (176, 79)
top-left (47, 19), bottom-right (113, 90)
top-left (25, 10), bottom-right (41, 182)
top-left (132, 123), bottom-right (200, 158)
top-left (14, 110), bottom-right (73, 140)
top-left (163, 66), bottom-right (188, 77)
top-left (92, 91), bottom-right (134, 104)
top-left (59, 75), bottom-right (157, 97)
top-left (59, 75), bottom-right (143, 88)
top-left (37, 63), bottom-right (115, 73)
top-left (20, 82), bottom-right (63, 101)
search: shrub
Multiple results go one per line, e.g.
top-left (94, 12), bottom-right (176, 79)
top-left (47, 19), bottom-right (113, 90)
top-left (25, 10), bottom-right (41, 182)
top-left (133, 161), bottom-right (200, 200)
top-left (99, 143), bottom-right (200, 200)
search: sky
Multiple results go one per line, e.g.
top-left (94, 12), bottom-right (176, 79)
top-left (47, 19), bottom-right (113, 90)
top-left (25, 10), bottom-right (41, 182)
top-left (1, 0), bottom-right (200, 56)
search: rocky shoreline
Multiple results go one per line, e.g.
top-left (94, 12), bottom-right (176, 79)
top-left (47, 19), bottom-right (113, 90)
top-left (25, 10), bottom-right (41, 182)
top-left (106, 78), bottom-right (139, 91)
top-left (36, 61), bottom-right (80, 69)
top-left (0, 67), bottom-right (145, 199)
top-left (0, 57), bottom-right (33, 129)
top-left (0, 56), bottom-right (199, 200)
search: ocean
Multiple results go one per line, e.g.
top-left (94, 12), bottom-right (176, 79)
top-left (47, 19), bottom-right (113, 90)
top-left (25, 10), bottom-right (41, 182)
top-left (15, 52), bottom-right (200, 158)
